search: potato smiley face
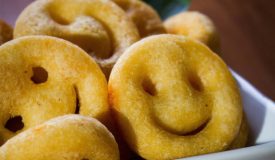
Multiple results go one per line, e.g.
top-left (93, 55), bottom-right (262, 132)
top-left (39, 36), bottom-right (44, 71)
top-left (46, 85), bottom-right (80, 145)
top-left (109, 35), bottom-right (245, 159)
top-left (14, 0), bottom-right (140, 77)
top-left (0, 36), bottom-right (109, 145)
top-left (0, 115), bottom-right (119, 160)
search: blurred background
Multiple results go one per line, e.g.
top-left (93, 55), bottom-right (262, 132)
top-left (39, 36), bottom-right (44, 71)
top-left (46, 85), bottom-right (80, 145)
top-left (0, 0), bottom-right (274, 100)
top-left (189, 0), bottom-right (275, 101)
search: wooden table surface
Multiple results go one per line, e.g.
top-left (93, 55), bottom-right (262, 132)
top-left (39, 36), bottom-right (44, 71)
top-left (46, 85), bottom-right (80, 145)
top-left (190, 0), bottom-right (275, 100)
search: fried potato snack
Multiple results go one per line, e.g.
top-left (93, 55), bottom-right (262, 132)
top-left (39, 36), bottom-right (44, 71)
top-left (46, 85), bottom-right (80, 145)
top-left (0, 115), bottom-right (119, 160)
top-left (14, 0), bottom-right (140, 77)
top-left (164, 11), bottom-right (220, 54)
top-left (109, 35), bottom-right (244, 159)
top-left (0, 36), bottom-right (109, 145)
top-left (113, 0), bottom-right (166, 38)
top-left (229, 115), bottom-right (249, 149)
top-left (0, 20), bottom-right (13, 45)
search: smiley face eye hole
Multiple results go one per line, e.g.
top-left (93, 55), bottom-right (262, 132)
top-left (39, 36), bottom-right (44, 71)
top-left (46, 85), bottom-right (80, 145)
top-left (4, 115), bottom-right (24, 133)
top-left (75, 98), bottom-right (80, 114)
top-left (74, 86), bottom-right (80, 114)
top-left (31, 66), bottom-right (48, 84)
top-left (142, 78), bottom-right (157, 96)
top-left (188, 73), bottom-right (203, 92)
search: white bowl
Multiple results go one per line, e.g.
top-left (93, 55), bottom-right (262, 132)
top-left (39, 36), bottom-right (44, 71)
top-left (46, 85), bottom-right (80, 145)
top-left (181, 72), bottom-right (275, 160)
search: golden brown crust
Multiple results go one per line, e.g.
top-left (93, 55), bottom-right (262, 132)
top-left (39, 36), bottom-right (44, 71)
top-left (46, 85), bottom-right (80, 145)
top-left (0, 36), bottom-right (109, 144)
top-left (109, 34), bottom-right (243, 159)
top-left (0, 20), bottom-right (13, 45)
top-left (164, 11), bottom-right (220, 54)
top-left (229, 114), bottom-right (249, 149)
top-left (113, 0), bottom-right (166, 38)
top-left (0, 115), bottom-right (119, 160)
top-left (14, 0), bottom-right (140, 77)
